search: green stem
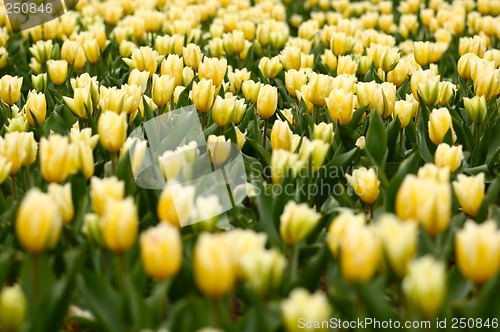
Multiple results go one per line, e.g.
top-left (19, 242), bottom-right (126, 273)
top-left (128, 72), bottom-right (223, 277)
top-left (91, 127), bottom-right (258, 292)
top-left (111, 152), bottom-right (117, 175)
top-left (11, 174), bottom-right (16, 200)
top-left (32, 254), bottom-right (41, 305)
top-left (399, 128), bottom-right (404, 159)
top-left (263, 118), bottom-right (268, 149)
top-left (201, 112), bottom-right (206, 131)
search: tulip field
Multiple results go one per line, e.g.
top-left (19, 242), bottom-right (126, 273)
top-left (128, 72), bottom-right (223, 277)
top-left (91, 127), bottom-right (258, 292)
top-left (1, 0), bottom-right (500, 331)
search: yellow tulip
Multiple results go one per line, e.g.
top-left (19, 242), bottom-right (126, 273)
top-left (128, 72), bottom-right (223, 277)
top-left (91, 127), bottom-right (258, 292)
top-left (16, 189), bottom-right (62, 253)
top-left (25, 90), bottom-right (46, 126)
top-left (434, 143), bottom-right (463, 172)
top-left (39, 135), bottom-right (77, 183)
top-left (98, 111), bottom-right (127, 153)
top-left (428, 107), bottom-right (456, 145)
top-left (0, 284), bottom-right (27, 332)
top-left (140, 223), bottom-right (182, 280)
top-left (198, 57), bottom-right (228, 87)
top-left (47, 60), bottom-right (68, 85)
top-left (90, 176), bottom-right (125, 217)
top-left (281, 288), bottom-right (331, 332)
top-left (256, 84), bottom-right (278, 119)
top-left (346, 167), bottom-right (380, 205)
top-left (325, 88), bottom-right (354, 125)
top-left (157, 182), bottom-right (196, 228)
top-left (280, 201), bottom-right (321, 245)
top-left (101, 197), bottom-right (138, 253)
top-left (452, 173), bottom-right (485, 218)
top-left (456, 220), bottom-right (500, 284)
top-left (191, 79), bottom-right (215, 113)
top-left (270, 119), bottom-right (293, 151)
top-left (327, 211), bottom-right (365, 257)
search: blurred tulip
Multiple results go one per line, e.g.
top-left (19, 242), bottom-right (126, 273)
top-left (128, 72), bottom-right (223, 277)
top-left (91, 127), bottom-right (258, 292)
top-left (452, 173), bottom-right (485, 218)
top-left (281, 288), bottom-right (331, 332)
top-left (101, 197), bottom-right (138, 252)
top-left (280, 201), bottom-right (321, 245)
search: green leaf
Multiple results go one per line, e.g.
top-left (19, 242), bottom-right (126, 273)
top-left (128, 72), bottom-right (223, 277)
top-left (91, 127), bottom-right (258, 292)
top-left (365, 110), bottom-right (388, 167)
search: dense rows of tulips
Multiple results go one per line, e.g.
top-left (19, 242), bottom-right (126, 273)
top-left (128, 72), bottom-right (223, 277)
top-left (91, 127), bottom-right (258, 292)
top-left (0, 0), bottom-right (499, 331)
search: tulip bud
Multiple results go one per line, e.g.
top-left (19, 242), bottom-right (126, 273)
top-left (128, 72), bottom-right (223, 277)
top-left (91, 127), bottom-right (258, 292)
top-left (337, 55), bottom-right (358, 75)
top-left (281, 288), bottom-right (331, 332)
top-left (39, 135), bottom-right (77, 183)
top-left (428, 107), bottom-right (456, 145)
top-left (403, 256), bottom-right (446, 318)
top-left (191, 78), bottom-right (215, 113)
top-left (413, 41), bottom-right (431, 66)
top-left (313, 122), bottom-right (334, 144)
top-left (207, 135), bottom-right (231, 166)
top-left (140, 223), bottom-right (182, 280)
top-left (90, 176), bottom-right (125, 217)
top-left (48, 183), bottom-right (74, 224)
top-left (456, 220), bottom-right (500, 285)
top-left (194, 233), bottom-right (234, 297)
top-left (437, 81), bottom-right (455, 106)
top-left (346, 167), bottom-right (380, 205)
top-left (340, 221), bottom-right (381, 282)
top-left (393, 100), bottom-right (414, 128)
top-left (0, 75), bottom-right (23, 106)
top-left (83, 39), bottom-right (100, 64)
top-left (198, 57), bottom-right (228, 87)
top-left (212, 95), bottom-right (235, 127)
top-left (417, 77), bottom-right (440, 106)
top-left (457, 53), bottom-right (479, 80)
top-left (157, 182), bottom-right (195, 228)
top-left (257, 84), bottom-right (278, 119)
top-left (372, 82), bottom-right (397, 119)
top-left (356, 81), bottom-right (378, 108)
top-left (240, 248), bottom-right (286, 296)
top-left (0, 284), bottom-right (27, 332)
top-left (182, 44), bottom-right (203, 70)
top-left (280, 201), bottom-right (321, 245)
top-left (31, 73), bottom-right (47, 93)
top-left (258, 56), bottom-right (283, 79)
top-left (284, 69), bottom-right (307, 97)
top-left (82, 213), bottom-right (103, 245)
top-left (452, 173), bottom-right (485, 218)
top-left (16, 188), bottom-right (62, 253)
top-left (434, 143), bottom-right (463, 172)
top-left (330, 32), bottom-right (355, 56)
top-left (474, 68), bottom-right (500, 100)
top-left (242, 80), bottom-right (261, 103)
top-left (326, 88), bottom-right (354, 125)
top-left (25, 90), bottom-right (46, 126)
top-left (29, 40), bottom-right (53, 64)
top-left (463, 95), bottom-right (487, 124)
top-left (101, 197), bottom-right (138, 252)
top-left (279, 45), bottom-right (302, 71)
top-left (123, 46), bottom-right (160, 77)
top-left (232, 98), bottom-right (247, 125)
top-left (160, 54), bottom-right (184, 86)
top-left (327, 211), bottom-right (365, 257)
top-left (63, 87), bottom-right (93, 119)
top-left (98, 111), bottom-right (127, 153)
top-left (127, 69), bottom-right (149, 94)
top-left (376, 214), bottom-right (418, 278)
top-left (47, 59), bottom-right (68, 86)
top-left (418, 179), bottom-right (452, 236)
top-left (307, 73), bottom-right (330, 106)
top-left (151, 74), bottom-right (175, 107)
top-left (270, 119), bottom-right (293, 151)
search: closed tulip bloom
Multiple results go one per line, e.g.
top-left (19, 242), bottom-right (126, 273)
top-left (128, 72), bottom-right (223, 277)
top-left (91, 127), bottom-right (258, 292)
top-left (341, 222), bottom-right (381, 282)
top-left (240, 248), bottom-right (286, 296)
top-left (463, 95), bottom-right (487, 123)
top-left (123, 46), bottom-right (160, 77)
top-left (152, 74), bottom-right (175, 107)
top-left (306, 73), bottom-right (330, 106)
top-left (140, 223), bottom-right (182, 280)
top-left (90, 176), bottom-right (125, 216)
top-left (417, 77), bottom-right (440, 106)
top-left (25, 90), bottom-right (47, 126)
top-left (457, 53), bottom-right (479, 80)
top-left (330, 32), bottom-right (355, 56)
top-left (194, 233), bottom-right (234, 297)
top-left (403, 256), bottom-right (446, 318)
top-left (281, 288), bottom-right (331, 332)
top-left (63, 87), bottom-right (93, 119)
top-left (326, 88), bottom-right (354, 125)
top-left (0, 284), bottom-right (27, 332)
top-left (198, 57), bottom-right (227, 87)
top-left (413, 41), bottom-right (431, 66)
top-left (191, 79), bottom-right (215, 113)
top-left (372, 82), bottom-right (396, 119)
top-left (48, 183), bottom-right (74, 224)
top-left (101, 197), bottom-right (138, 252)
top-left (346, 167), bottom-right (380, 205)
top-left (356, 81), bottom-right (378, 108)
top-left (428, 107), bottom-right (456, 145)
top-left (284, 69), bottom-right (307, 97)
top-left (437, 81), bottom-right (456, 106)
top-left (434, 143), bottom-right (463, 172)
top-left (270, 119), bottom-right (293, 151)
top-left (157, 182), bottom-right (195, 228)
top-left (0, 75), bottom-right (23, 106)
top-left (279, 45), bottom-right (302, 71)
top-left (182, 44), bottom-right (203, 70)
top-left (393, 100), bottom-right (414, 128)
top-left (280, 201), bottom-right (321, 245)
top-left (452, 173), bottom-right (485, 218)
top-left (327, 211), bottom-right (366, 257)
top-left (270, 149), bottom-right (302, 184)
top-left (313, 122), bottom-right (334, 144)
top-left (83, 39), bottom-right (100, 64)
top-left (242, 80), bottom-right (261, 103)
top-left (128, 69), bottom-right (149, 94)
top-left (417, 180), bottom-right (451, 236)
top-left (257, 84), bottom-right (278, 119)
top-left (39, 135), bottom-right (77, 183)
top-left (160, 54), bottom-right (184, 86)
top-left (207, 135), bottom-right (231, 166)
top-left (98, 111), bottom-right (127, 153)
top-left (376, 214), bottom-right (418, 278)
top-left (47, 60), bottom-right (68, 85)
top-left (474, 68), bottom-right (500, 100)
top-left (410, 69), bottom-right (438, 101)
top-left (456, 220), bottom-right (500, 284)
top-left (0, 132), bottom-right (28, 174)
top-left (16, 188), bottom-right (62, 253)
top-left (212, 95), bottom-right (235, 127)
top-left (337, 55), bottom-right (358, 75)
top-left (395, 175), bottom-right (420, 222)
